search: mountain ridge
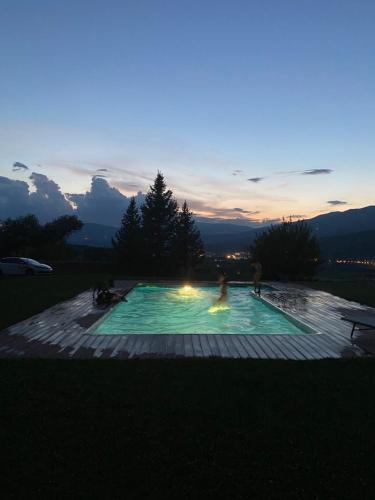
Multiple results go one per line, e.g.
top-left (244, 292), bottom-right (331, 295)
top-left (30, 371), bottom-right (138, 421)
top-left (67, 205), bottom-right (375, 255)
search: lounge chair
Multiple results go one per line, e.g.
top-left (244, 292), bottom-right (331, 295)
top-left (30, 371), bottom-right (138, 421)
top-left (341, 311), bottom-right (375, 338)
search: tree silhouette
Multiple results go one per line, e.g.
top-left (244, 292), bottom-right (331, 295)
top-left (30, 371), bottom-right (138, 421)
top-left (0, 214), bottom-right (83, 259)
top-left (44, 215), bottom-right (83, 243)
top-left (141, 172), bottom-right (178, 275)
top-left (251, 220), bottom-right (320, 279)
top-left (173, 201), bottom-right (204, 276)
top-left (0, 214), bottom-right (41, 256)
top-left (41, 215), bottom-right (83, 259)
top-left (112, 197), bottom-right (142, 274)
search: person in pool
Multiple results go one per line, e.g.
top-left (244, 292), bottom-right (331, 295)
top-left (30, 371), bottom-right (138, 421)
top-left (217, 272), bottom-right (229, 304)
top-left (93, 280), bottom-right (124, 307)
top-left (251, 261), bottom-right (262, 294)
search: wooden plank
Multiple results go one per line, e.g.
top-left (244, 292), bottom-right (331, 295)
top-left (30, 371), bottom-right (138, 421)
top-left (199, 335), bottom-right (212, 357)
top-left (215, 335), bottom-right (231, 357)
top-left (69, 334), bottom-right (92, 356)
top-left (270, 335), bottom-right (307, 360)
top-left (213, 334), bottom-right (227, 357)
top-left (206, 334), bottom-right (221, 357)
top-left (139, 334), bottom-right (157, 357)
top-left (73, 334), bottom-right (97, 354)
top-left (229, 335), bottom-right (246, 358)
top-left (110, 336), bottom-right (130, 358)
top-left (265, 336), bottom-right (292, 359)
top-left (183, 335), bottom-right (194, 357)
top-left (235, 335), bottom-right (260, 358)
top-left (300, 334), bottom-right (341, 359)
top-left (123, 335), bottom-right (139, 357)
top-left (165, 335), bottom-right (177, 356)
top-left (154, 335), bottom-right (168, 357)
top-left (175, 334), bottom-right (185, 357)
top-left (93, 335), bottom-right (112, 358)
top-left (55, 329), bottom-right (85, 352)
top-left (149, 335), bottom-right (167, 357)
top-left (250, 335), bottom-right (273, 359)
top-left (287, 335), bottom-right (320, 359)
top-left (221, 335), bottom-right (241, 358)
top-left (191, 335), bottom-right (204, 357)
top-left (87, 333), bottom-right (105, 350)
top-left (239, 335), bottom-right (263, 358)
top-left (128, 334), bottom-right (146, 358)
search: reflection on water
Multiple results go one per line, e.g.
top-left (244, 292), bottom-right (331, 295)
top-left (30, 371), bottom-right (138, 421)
top-left (208, 303), bottom-right (231, 314)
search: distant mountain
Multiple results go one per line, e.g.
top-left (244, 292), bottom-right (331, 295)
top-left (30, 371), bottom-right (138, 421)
top-left (196, 221), bottom-right (254, 236)
top-left (203, 230), bottom-right (258, 252)
top-left (305, 206), bottom-right (375, 238)
top-left (68, 221), bottom-right (259, 248)
top-left (67, 205), bottom-right (375, 256)
top-left (202, 206), bottom-right (375, 253)
top-left (196, 216), bottom-right (266, 228)
top-left (319, 230), bottom-right (375, 259)
top-left (68, 223), bottom-right (117, 247)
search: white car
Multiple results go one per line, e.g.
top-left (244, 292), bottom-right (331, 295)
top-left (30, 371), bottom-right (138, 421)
top-left (0, 257), bottom-right (53, 276)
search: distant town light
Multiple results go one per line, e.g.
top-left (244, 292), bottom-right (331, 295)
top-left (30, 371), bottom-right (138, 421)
top-left (225, 252), bottom-right (248, 260)
top-left (336, 258), bottom-right (375, 267)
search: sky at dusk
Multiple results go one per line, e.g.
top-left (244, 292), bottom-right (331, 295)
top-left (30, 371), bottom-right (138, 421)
top-left (1, 0), bottom-right (374, 226)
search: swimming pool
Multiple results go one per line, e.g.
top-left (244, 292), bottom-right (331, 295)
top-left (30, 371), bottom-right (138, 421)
top-left (91, 284), bottom-right (313, 335)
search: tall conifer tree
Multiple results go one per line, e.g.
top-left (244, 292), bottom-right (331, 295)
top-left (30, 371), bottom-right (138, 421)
top-left (141, 172), bottom-right (178, 274)
top-left (174, 201), bottom-right (204, 275)
top-left (112, 197), bottom-right (142, 274)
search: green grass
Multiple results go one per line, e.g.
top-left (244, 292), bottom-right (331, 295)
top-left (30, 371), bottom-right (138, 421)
top-left (2, 358), bottom-right (375, 499)
top-left (0, 273), bottom-right (109, 330)
top-left (305, 280), bottom-right (375, 308)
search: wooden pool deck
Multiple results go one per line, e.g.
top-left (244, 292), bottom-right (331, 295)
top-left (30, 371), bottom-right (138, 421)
top-left (1, 281), bottom-right (374, 360)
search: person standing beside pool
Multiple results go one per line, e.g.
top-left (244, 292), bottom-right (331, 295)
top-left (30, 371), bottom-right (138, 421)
top-left (251, 261), bottom-right (262, 295)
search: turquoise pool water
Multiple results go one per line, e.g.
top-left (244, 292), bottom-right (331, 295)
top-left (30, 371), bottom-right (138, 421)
top-left (93, 284), bottom-right (310, 335)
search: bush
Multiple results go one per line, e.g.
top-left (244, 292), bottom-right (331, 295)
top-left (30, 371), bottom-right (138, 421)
top-left (251, 220), bottom-right (320, 280)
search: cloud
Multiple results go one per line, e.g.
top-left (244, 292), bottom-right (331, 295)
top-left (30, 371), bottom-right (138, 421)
top-left (288, 214), bottom-right (306, 219)
top-left (12, 162), bottom-right (29, 172)
top-left (0, 176), bottom-right (31, 218)
top-left (0, 170), bottom-right (294, 228)
top-left (0, 173), bottom-right (146, 226)
top-left (248, 177), bottom-right (264, 183)
top-left (275, 169), bottom-right (334, 177)
top-left (3, 171), bottom-right (148, 226)
top-left (233, 208), bottom-right (261, 215)
top-left (67, 177), bottom-right (145, 226)
top-left (29, 172), bottom-right (73, 221)
top-left (302, 169), bottom-right (333, 176)
top-left (187, 199), bottom-right (263, 221)
top-left (232, 169), bottom-right (243, 176)
top-left (0, 173), bottom-right (72, 222)
top-left (327, 200), bottom-right (347, 206)
top-left (111, 180), bottom-right (144, 193)
top-left (261, 218), bottom-right (282, 224)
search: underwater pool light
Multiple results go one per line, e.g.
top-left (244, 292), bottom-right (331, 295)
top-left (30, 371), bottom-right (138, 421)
top-left (178, 284), bottom-right (200, 297)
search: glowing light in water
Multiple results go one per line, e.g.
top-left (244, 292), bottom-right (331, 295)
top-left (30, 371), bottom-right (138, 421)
top-left (178, 285), bottom-right (200, 297)
top-left (208, 303), bottom-right (231, 314)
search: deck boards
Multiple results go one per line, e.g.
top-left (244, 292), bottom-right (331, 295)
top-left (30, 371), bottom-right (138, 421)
top-left (1, 280), bottom-right (373, 360)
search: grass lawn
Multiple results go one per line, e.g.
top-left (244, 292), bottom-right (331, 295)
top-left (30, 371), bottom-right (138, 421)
top-left (304, 280), bottom-right (375, 308)
top-left (0, 273), bottom-right (109, 330)
top-left (2, 358), bottom-right (375, 499)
